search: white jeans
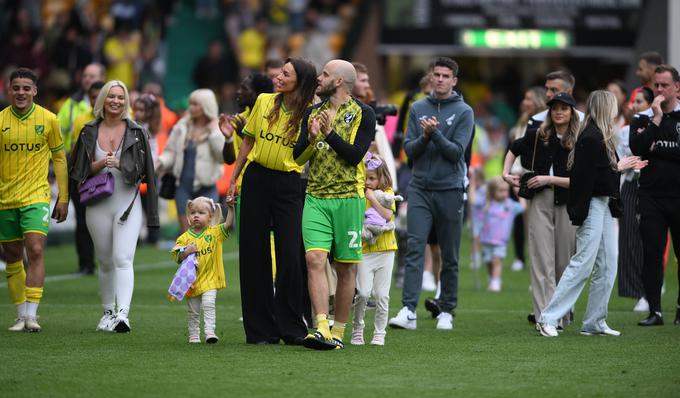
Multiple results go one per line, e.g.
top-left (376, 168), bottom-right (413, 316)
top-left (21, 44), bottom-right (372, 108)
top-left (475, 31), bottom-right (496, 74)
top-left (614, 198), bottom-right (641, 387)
top-left (353, 251), bottom-right (395, 336)
top-left (187, 289), bottom-right (217, 339)
top-left (85, 167), bottom-right (142, 316)
top-left (539, 197), bottom-right (618, 332)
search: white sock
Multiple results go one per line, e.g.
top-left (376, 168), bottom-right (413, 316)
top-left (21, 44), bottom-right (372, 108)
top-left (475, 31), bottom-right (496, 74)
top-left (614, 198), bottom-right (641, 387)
top-left (17, 302), bottom-right (27, 318)
top-left (434, 281), bottom-right (441, 299)
top-left (26, 302), bottom-right (39, 318)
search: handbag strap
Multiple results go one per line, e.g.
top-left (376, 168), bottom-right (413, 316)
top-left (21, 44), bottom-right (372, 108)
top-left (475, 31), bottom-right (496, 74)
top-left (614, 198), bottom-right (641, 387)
top-left (529, 129), bottom-right (540, 171)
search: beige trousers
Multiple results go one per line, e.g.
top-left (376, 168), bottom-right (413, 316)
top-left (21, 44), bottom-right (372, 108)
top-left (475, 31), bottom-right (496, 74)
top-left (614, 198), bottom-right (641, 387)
top-left (527, 188), bottom-right (576, 324)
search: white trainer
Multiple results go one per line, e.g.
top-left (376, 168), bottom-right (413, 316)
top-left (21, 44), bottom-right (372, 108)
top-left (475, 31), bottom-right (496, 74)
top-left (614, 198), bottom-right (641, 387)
top-left (8, 318), bottom-right (25, 332)
top-left (24, 316), bottom-right (41, 332)
top-left (581, 327), bottom-right (621, 337)
top-left (422, 271), bottom-right (437, 292)
top-left (388, 306), bottom-right (417, 330)
top-left (350, 327), bottom-right (364, 345)
top-left (188, 335), bottom-right (201, 343)
top-left (436, 312), bottom-right (453, 330)
top-left (487, 278), bottom-right (501, 292)
top-left (511, 260), bottom-right (524, 272)
top-left (96, 310), bottom-right (116, 332)
top-left (633, 297), bottom-right (649, 313)
top-left (370, 334), bottom-right (385, 346)
top-left (537, 323), bottom-right (558, 337)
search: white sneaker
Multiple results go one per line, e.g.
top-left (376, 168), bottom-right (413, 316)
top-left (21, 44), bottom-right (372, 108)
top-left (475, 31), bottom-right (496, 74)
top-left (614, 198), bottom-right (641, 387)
top-left (96, 310), bottom-right (116, 332)
top-left (487, 278), bottom-right (501, 292)
top-left (511, 260), bottom-right (524, 272)
top-left (8, 318), bottom-right (25, 332)
top-left (633, 297), bottom-right (649, 313)
top-left (537, 323), bottom-right (558, 337)
top-left (422, 271), bottom-right (437, 292)
top-left (581, 327), bottom-right (621, 337)
top-left (350, 327), bottom-right (364, 345)
top-left (24, 316), bottom-right (41, 332)
top-left (388, 306), bottom-right (417, 330)
top-left (113, 314), bottom-right (131, 333)
top-left (436, 312), bottom-right (453, 330)
top-left (370, 334), bottom-right (385, 346)
top-left (188, 335), bottom-right (201, 343)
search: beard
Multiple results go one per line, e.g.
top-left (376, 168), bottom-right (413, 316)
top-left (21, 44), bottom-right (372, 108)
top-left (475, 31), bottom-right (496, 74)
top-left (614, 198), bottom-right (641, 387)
top-left (316, 82), bottom-right (337, 99)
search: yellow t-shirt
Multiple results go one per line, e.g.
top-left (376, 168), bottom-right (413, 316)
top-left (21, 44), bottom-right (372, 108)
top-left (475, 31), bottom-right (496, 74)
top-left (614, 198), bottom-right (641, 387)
top-left (363, 187), bottom-right (398, 253)
top-left (242, 93), bottom-right (303, 173)
top-left (174, 224), bottom-right (229, 297)
top-left (238, 28), bottom-right (266, 71)
top-left (103, 35), bottom-right (140, 89)
top-left (0, 104), bottom-right (64, 209)
top-left (71, 112), bottom-right (95, 146)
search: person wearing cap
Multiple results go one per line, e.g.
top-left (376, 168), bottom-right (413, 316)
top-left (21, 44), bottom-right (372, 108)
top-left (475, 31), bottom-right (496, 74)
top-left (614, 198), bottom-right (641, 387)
top-left (502, 91), bottom-right (581, 331)
top-left (537, 90), bottom-right (623, 337)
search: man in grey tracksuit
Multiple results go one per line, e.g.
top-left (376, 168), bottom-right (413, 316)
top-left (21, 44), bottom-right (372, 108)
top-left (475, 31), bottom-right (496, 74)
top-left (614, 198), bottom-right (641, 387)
top-left (389, 57), bottom-right (473, 330)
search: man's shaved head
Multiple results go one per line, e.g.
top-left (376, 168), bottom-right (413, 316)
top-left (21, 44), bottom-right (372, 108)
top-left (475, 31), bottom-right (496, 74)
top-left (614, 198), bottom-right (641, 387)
top-left (328, 59), bottom-right (356, 91)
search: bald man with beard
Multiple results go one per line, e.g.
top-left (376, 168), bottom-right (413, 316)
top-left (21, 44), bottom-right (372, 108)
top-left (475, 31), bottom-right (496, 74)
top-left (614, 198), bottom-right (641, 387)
top-left (293, 60), bottom-right (377, 350)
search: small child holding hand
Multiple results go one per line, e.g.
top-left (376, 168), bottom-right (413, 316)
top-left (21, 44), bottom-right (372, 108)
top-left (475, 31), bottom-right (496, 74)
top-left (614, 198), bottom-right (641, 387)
top-left (173, 196), bottom-right (234, 343)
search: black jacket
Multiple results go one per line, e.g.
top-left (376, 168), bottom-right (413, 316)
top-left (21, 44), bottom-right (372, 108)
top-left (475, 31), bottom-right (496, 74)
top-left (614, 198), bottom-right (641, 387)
top-left (567, 123), bottom-right (620, 226)
top-left (69, 118), bottom-right (159, 227)
top-left (510, 127), bottom-right (570, 205)
top-left (629, 108), bottom-right (680, 197)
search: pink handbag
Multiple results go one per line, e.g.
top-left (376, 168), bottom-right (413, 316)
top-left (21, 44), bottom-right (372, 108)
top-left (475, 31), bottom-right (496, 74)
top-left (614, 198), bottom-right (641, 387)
top-left (79, 172), bottom-right (114, 206)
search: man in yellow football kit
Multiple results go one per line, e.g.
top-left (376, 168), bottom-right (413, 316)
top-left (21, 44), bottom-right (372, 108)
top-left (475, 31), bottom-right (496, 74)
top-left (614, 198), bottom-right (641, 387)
top-left (0, 68), bottom-right (69, 332)
top-left (293, 60), bottom-right (376, 350)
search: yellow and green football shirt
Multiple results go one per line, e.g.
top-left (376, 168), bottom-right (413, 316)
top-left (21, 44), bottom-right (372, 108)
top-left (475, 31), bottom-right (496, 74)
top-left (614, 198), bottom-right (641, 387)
top-left (0, 104), bottom-right (65, 209)
top-left (304, 98), bottom-right (368, 199)
top-left (363, 187), bottom-right (398, 253)
top-left (174, 224), bottom-right (229, 297)
top-left (242, 93), bottom-right (304, 173)
top-left (232, 107), bottom-right (250, 191)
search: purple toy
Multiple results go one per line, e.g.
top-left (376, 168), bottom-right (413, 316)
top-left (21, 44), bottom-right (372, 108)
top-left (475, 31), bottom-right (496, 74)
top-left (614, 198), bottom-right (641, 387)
top-left (167, 253), bottom-right (198, 301)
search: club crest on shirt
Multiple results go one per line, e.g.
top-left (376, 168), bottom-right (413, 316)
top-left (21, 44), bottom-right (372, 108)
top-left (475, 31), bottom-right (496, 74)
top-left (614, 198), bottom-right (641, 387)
top-left (35, 125), bottom-right (44, 135)
top-left (344, 112), bottom-right (354, 124)
top-left (204, 235), bottom-right (212, 243)
top-left (445, 114), bottom-right (456, 126)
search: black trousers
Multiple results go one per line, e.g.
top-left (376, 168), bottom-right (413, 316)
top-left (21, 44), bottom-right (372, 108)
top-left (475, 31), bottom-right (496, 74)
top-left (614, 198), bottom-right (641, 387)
top-left (638, 194), bottom-right (680, 313)
top-left (69, 179), bottom-right (95, 273)
top-left (239, 162), bottom-right (307, 343)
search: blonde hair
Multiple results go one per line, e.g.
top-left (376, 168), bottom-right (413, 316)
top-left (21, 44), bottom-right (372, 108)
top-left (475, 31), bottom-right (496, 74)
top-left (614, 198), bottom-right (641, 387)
top-left (485, 176), bottom-right (507, 205)
top-left (366, 153), bottom-right (393, 190)
top-left (93, 80), bottom-right (130, 120)
top-left (188, 89), bottom-right (219, 121)
top-left (567, 90), bottom-right (618, 170)
top-left (510, 87), bottom-right (547, 141)
top-left (186, 196), bottom-right (223, 226)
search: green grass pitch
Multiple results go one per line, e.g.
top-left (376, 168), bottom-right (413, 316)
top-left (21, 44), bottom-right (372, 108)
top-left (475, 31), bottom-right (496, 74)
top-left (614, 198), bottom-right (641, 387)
top-left (1, 236), bottom-right (678, 397)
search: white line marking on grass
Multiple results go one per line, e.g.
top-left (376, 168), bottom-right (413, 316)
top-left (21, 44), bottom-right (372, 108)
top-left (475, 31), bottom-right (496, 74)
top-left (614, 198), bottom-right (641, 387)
top-left (0, 251), bottom-right (239, 288)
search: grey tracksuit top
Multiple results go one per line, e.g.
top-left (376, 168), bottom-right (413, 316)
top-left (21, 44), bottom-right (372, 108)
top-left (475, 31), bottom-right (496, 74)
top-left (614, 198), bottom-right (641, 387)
top-left (403, 92), bottom-right (474, 190)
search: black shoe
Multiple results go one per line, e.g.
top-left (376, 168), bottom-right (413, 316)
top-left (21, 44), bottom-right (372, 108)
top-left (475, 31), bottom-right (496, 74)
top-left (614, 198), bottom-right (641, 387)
top-left (527, 313), bottom-right (536, 324)
top-left (302, 331), bottom-right (342, 351)
top-left (283, 336), bottom-right (305, 346)
top-left (674, 308), bottom-right (680, 326)
top-left (638, 312), bottom-right (664, 326)
top-left (424, 298), bottom-right (441, 319)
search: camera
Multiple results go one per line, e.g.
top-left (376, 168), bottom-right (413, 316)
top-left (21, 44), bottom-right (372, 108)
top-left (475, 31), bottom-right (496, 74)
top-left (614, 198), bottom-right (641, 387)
top-left (370, 102), bottom-right (398, 126)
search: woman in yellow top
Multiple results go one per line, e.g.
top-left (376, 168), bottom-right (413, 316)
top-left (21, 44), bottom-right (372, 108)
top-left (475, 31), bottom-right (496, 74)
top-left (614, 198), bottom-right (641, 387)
top-left (227, 58), bottom-right (317, 345)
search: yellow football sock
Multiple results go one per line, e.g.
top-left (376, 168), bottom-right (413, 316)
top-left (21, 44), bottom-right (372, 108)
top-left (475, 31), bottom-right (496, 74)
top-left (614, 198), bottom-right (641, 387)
top-left (6, 261), bottom-right (26, 305)
top-left (316, 314), bottom-right (331, 339)
top-left (331, 322), bottom-right (346, 341)
top-left (25, 286), bottom-right (43, 304)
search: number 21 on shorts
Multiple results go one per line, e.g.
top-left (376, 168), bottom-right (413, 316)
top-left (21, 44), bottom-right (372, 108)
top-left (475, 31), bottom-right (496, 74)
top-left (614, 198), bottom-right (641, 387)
top-left (347, 230), bottom-right (360, 249)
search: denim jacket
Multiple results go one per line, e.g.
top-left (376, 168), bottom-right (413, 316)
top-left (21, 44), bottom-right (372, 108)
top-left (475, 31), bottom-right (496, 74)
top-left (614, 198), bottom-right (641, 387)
top-left (68, 118), bottom-right (159, 227)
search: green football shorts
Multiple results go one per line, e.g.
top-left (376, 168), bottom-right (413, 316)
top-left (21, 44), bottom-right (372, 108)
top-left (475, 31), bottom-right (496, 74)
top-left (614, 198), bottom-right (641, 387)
top-left (302, 195), bottom-right (364, 263)
top-left (0, 203), bottom-right (50, 241)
